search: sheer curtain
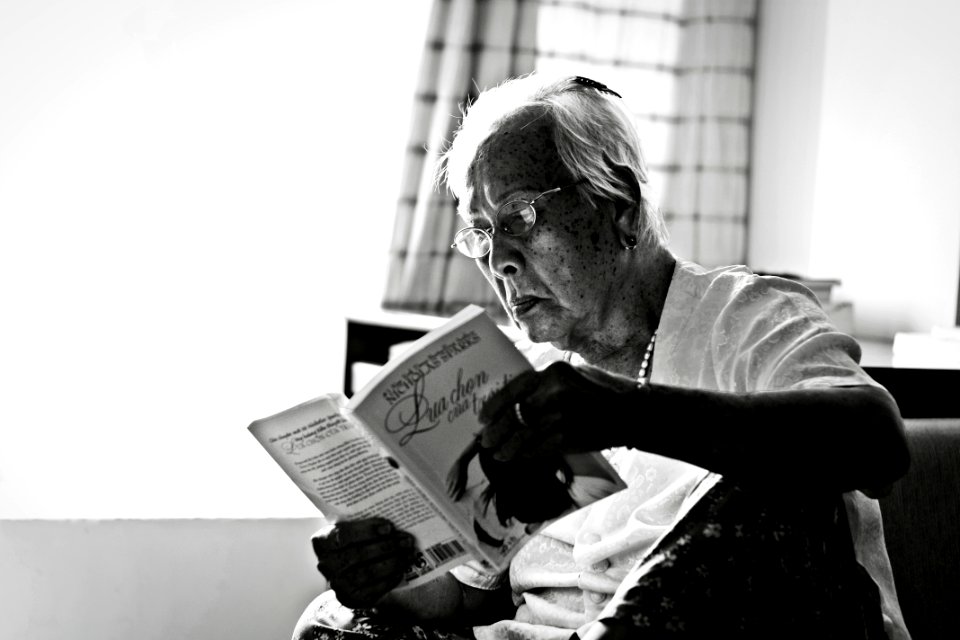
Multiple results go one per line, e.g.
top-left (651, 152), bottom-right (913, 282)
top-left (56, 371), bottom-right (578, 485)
top-left (382, 0), bottom-right (538, 318)
top-left (383, 0), bottom-right (757, 316)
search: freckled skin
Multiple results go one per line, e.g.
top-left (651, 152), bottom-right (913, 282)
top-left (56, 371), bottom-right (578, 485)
top-left (459, 110), bottom-right (675, 375)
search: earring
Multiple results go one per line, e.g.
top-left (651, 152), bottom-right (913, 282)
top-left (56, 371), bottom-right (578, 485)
top-left (624, 235), bottom-right (638, 250)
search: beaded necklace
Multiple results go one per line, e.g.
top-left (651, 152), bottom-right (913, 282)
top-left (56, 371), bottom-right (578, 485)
top-left (636, 331), bottom-right (657, 387)
top-left (561, 330), bottom-right (658, 384)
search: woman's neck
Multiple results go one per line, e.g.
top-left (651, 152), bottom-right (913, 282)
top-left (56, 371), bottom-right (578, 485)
top-left (568, 247), bottom-right (676, 378)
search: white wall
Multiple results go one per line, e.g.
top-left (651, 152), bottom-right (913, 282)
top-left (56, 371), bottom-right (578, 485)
top-left (749, 0), bottom-right (829, 277)
top-left (750, 0), bottom-right (960, 338)
top-left (0, 518), bottom-right (324, 640)
top-left (0, 2), bottom-right (428, 637)
top-left (0, 0), bottom-right (429, 519)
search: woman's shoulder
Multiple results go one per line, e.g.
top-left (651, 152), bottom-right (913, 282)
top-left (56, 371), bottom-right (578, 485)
top-left (659, 261), bottom-right (836, 362)
top-left (672, 260), bottom-right (820, 310)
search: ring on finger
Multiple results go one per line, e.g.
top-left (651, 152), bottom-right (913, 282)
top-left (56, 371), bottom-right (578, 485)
top-left (514, 402), bottom-right (529, 427)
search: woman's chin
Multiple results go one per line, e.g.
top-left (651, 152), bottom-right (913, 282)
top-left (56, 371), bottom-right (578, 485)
top-left (514, 313), bottom-right (568, 347)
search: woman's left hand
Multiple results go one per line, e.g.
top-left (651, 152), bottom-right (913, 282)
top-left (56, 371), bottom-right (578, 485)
top-left (478, 361), bottom-right (641, 463)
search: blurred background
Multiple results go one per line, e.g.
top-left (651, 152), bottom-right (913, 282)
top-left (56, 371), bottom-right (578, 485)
top-left (1, 0), bottom-right (958, 638)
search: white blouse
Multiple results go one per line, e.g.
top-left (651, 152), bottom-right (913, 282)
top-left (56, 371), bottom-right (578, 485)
top-left (460, 261), bottom-right (908, 640)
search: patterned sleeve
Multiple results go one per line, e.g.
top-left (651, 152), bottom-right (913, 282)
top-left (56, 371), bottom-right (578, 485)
top-left (709, 275), bottom-right (879, 392)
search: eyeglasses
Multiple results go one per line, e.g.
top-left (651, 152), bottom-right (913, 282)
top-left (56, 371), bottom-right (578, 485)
top-left (451, 183), bottom-right (580, 259)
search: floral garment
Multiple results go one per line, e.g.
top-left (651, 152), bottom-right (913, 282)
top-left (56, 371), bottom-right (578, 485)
top-left (293, 473), bottom-right (886, 639)
top-left (599, 473), bottom-right (888, 638)
top-left (292, 589), bottom-right (473, 640)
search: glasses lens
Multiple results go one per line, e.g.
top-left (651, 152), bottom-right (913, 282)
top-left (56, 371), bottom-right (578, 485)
top-left (453, 228), bottom-right (491, 258)
top-left (498, 202), bottom-right (536, 235)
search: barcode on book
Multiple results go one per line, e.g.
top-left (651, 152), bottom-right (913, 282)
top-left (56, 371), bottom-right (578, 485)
top-left (424, 539), bottom-right (465, 564)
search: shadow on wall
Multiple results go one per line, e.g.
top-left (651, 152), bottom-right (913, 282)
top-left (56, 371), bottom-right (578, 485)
top-left (0, 518), bottom-right (325, 640)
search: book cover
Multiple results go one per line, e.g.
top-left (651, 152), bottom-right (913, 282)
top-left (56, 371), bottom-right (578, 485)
top-left (346, 305), bottom-right (539, 568)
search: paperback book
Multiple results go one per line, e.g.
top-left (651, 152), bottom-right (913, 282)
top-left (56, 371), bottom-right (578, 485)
top-left (248, 305), bottom-right (625, 588)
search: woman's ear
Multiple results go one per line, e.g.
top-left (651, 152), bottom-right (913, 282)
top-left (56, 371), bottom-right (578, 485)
top-left (608, 162), bottom-right (643, 247)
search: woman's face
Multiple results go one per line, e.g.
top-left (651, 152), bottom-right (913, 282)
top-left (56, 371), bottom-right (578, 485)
top-left (460, 113), bottom-right (624, 349)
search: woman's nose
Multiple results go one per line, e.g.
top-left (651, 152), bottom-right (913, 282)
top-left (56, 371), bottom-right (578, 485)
top-left (487, 232), bottom-right (522, 279)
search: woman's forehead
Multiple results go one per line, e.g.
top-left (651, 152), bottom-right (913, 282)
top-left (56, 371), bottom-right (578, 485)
top-left (480, 114), bottom-right (557, 176)
top-left (461, 116), bottom-right (564, 219)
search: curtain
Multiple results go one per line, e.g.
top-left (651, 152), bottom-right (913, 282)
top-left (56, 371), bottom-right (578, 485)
top-left (666, 0), bottom-right (756, 266)
top-left (381, 0), bottom-right (539, 319)
top-left (383, 0), bottom-right (757, 317)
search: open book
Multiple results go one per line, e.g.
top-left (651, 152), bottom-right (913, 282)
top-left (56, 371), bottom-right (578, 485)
top-left (248, 305), bottom-right (626, 588)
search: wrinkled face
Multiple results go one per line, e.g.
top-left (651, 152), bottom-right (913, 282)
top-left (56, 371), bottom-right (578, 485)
top-left (459, 112), bottom-right (623, 348)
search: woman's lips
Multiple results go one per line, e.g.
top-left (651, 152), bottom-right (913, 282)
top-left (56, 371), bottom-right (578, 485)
top-left (511, 296), bottom-right (541, 317)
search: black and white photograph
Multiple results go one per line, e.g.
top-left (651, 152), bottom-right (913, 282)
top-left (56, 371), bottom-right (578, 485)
top-left (2, 1), bottom-right (958, 639)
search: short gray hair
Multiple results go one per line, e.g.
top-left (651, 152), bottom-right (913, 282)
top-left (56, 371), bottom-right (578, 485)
top-left (438, 72), bottom-right (668, 248)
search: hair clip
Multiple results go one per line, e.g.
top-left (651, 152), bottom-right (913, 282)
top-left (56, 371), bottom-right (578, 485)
top-left (571, 76), bottom-right (622, 98)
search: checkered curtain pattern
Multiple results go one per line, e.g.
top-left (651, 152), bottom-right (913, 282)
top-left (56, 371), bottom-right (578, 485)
top-left (381, 0), bottom-right (538, 320)
top-left (382, 0), bottom-right (757, 317)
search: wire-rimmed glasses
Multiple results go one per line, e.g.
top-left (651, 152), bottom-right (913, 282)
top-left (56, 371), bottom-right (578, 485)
top-left (451, 183), bottom-right (580, 259)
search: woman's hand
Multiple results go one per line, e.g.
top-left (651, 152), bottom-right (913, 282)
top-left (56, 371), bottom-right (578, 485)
top-left (478, 361), bottom-right (640, 462)
top-left (311, 517), bottom-right (417, 609)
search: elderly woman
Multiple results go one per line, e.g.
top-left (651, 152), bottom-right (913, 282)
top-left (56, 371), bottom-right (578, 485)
top-left (295, 74), bottom-right (910, 640)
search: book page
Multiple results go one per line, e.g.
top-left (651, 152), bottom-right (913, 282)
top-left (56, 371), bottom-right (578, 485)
top-left (248, 394), bottom-right (468, 587)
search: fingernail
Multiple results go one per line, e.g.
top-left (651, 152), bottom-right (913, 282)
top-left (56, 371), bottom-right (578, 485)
top-left (399, 535), bottom-right (414, 548)
top-left (377, 522), bottom-right (393, 535)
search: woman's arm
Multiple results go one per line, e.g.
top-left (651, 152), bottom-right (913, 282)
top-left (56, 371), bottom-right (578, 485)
top-left (635, 381), bottom-right (909, 496)
top-left (479, 362), bottom-right (909, 496)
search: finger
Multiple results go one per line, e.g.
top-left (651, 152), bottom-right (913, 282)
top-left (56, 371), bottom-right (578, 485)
top-left (329, 550), bottom-right (412, 608)
top-left (513, 431), bottom-right (564, 460)
top-left (519, 361), bottom-right (584, 410)
top-left (316, 531), bottom-right (414, 578)
top-left (481, 397), bottom-right (555, 452)
top-left (490, 428), bottom-right (526, 462)
top-left (311, 518), bottom-right (396, 557)
top-left (480, 362), bottom-right (587, 456)
top-left (478, 369), bottom-right (541, 425)
top-left (493, 424), bottom-right (564, 461)
top-left (488, 404), bottom-right (546, 460)
top-left (480, 400), bottom-right (518, 451)
top-left (494, 361), bottom-right (579, 428)
top-left (479, 375), bottom-right (551, 452)
top-left (330, 542), bottom-right (413, 588)
top-left (337, 577), bottom-right (403, 609)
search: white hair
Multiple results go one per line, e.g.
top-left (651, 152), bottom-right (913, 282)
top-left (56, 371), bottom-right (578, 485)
top-left (437, 72), bottom-right (668, 248)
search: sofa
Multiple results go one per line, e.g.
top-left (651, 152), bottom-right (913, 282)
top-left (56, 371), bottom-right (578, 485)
top-left (868, 367), bottom-right (960, 640)
top-left (878, 417), bottom-right (960, 640)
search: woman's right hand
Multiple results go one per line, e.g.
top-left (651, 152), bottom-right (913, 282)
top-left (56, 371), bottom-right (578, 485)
top-left (310, 517), bottom-right (417, 609)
